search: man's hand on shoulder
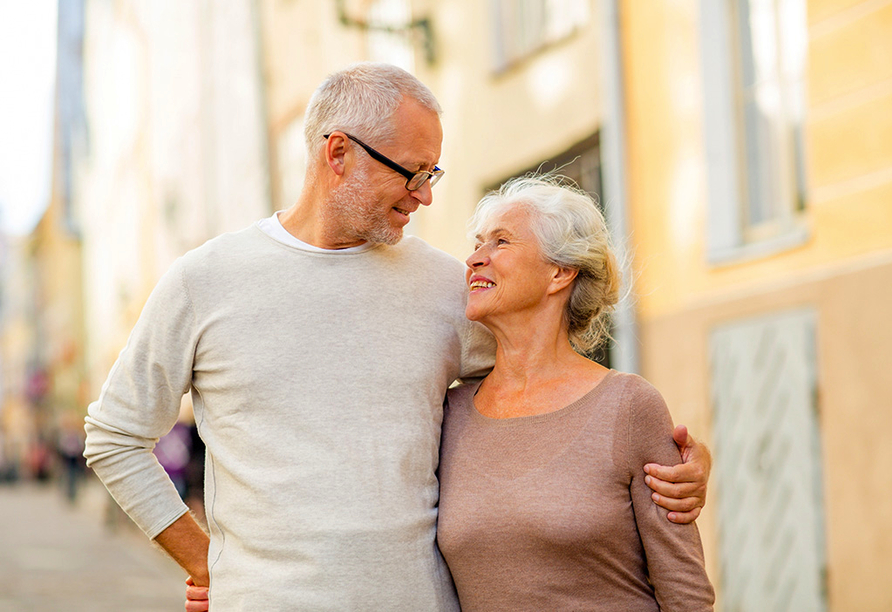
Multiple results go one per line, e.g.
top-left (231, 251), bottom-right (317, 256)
top-left (644, 425), bottom-right (712, 524)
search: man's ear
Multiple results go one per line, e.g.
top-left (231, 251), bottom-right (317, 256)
top-left (547, 266), bottom-right (578, 295)
top-left (324, 132), bottom-right (350, 177)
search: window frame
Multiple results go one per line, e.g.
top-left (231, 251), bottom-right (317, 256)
top-left (490, 0), bottom-right (591, 73)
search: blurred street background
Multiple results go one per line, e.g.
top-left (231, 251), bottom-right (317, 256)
top-left (0, 479), bottom-right (185, 611)
top-left (1, 0), bottom-right (891, 610)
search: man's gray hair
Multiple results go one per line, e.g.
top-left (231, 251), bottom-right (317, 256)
top-left (468, 174), bottom-right (621, 354)
top-left (304, 62), bottom-right (441, 160)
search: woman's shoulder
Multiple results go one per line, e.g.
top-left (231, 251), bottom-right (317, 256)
top-left (604, 372), bottom-right (676, 446)
top-left (598, 371), bottom-right (671, 425)
top-left (607, 370), bottom-right (664, 402)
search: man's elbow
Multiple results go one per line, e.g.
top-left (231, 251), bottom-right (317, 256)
top-left (83, 416), bottom-right (155, 466)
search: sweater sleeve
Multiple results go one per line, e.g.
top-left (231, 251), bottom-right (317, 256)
top-left (625, 378), bottom-right (715, 611)
top-left (83, 257), bottom-right (198, 539)
top-left (457, 319), bottom-right (495, 382)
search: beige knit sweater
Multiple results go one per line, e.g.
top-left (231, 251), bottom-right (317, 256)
top-left (85, 224), bottom-right (495, 611)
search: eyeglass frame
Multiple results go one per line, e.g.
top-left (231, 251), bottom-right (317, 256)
top-left (323, 132), bottom-right (444, 191)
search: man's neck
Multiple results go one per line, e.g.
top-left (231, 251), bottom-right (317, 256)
top-left (278, 197), bottom-right (367, 250)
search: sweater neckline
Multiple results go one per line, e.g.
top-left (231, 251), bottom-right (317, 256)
top-left (466, 369), bottom-right (618, 426)
top-left (251, 223), bottom-right (388, 257)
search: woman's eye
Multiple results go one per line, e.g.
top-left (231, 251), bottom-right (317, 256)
top-left (497, 238), bottom-right (508, 245)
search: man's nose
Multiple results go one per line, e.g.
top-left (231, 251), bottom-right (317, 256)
top-left (411, 179), bottom-right (434, 206)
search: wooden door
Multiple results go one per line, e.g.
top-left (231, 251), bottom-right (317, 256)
top-left (710, 308), bottom-right (826, 611)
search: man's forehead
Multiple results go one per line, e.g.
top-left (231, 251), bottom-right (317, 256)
top-left (396, 131), bottom-right (442, 167)
top-left (382, 98), bottom-right (441, 166)
top-left (394, 99), bottom-right (442, 136)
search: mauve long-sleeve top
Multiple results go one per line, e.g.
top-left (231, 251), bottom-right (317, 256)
top-left (437, 370), bottom-right (715, 612)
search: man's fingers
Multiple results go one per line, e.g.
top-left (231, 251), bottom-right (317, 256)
top-left (667, 506), bottom-right (701, 525)
top-left (185, 600), bottom-right (210, 612)
top-left (645, 473), bottom-right (705, 498)
top-left (185, 575), bottom-right (209, 612)
top-left (644, 462), bottom-right (702, 484)
top-left (186, 585), bottom-right (209, 600)
top-left (672, 424), bottom-right (689, 449)
top-left (650, 490), bottom-right (702, 513)
top-left (647, 423), bottom-right (710, 525)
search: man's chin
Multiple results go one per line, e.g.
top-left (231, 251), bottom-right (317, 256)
top-left (378, 231), bottom-right (404, 246)
top-left (363, 227), bottom-right (403, 246)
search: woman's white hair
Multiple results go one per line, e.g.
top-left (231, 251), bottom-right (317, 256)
top-left (468, 174), bottom-right (621, 354)
top-left (303, 62), bottom-right (441, 164)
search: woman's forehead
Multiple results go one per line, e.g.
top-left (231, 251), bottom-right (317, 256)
top-left (477, 201), bottom-right (535, 233)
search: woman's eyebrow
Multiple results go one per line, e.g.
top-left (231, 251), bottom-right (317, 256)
top-left (476, 228), bottom-right (515, 242)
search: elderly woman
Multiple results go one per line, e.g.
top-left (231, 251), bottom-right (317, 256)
top-left (436, 176), bottom-right (715, 611)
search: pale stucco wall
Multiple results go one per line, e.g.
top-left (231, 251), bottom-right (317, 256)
top-left (77, 0), bottom-right (271, 393)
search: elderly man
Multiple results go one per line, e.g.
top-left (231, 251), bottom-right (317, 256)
top-left (85, 63), bottom-right (709, 611)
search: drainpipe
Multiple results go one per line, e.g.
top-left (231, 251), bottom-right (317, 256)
top-left (599, 0), bottom-right (639, 374)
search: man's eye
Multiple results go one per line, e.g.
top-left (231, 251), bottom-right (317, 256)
top-left (497, 238), bottom-right (508, 245)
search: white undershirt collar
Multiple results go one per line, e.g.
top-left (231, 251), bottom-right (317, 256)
top-left (257, 211), bottom-right (374, 253)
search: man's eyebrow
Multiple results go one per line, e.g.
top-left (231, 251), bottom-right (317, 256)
top-left (410, 160), bottom-right (438, 172)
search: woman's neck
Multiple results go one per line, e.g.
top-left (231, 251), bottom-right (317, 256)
top-left (476, 314), bottom-right (608, 418)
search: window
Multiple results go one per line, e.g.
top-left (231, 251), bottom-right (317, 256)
top-left (491, 133), bottom-right (601, 201)
top-left (700, 0), bottom-right (808, 261)
top-left (490, 0), bottom-right (591, 71)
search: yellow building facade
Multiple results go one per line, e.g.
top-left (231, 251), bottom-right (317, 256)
top-left (622, 1), bottom-right (892, 610)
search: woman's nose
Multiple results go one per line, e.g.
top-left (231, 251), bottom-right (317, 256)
top-left (466, 247), bottom-right (488, 268)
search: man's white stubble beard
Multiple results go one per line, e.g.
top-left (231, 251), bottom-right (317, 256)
top-left (327, 165), bottom-right (404, 246)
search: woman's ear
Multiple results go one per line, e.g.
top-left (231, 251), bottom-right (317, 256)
top-left (547, 266), bottom-right (578, 295)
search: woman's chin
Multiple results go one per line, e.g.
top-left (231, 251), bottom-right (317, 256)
top-left (465, 306), bottom-right (485, 323)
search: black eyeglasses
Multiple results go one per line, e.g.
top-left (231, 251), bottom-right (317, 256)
top-left (324, 132), bottom-right (444, 191)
